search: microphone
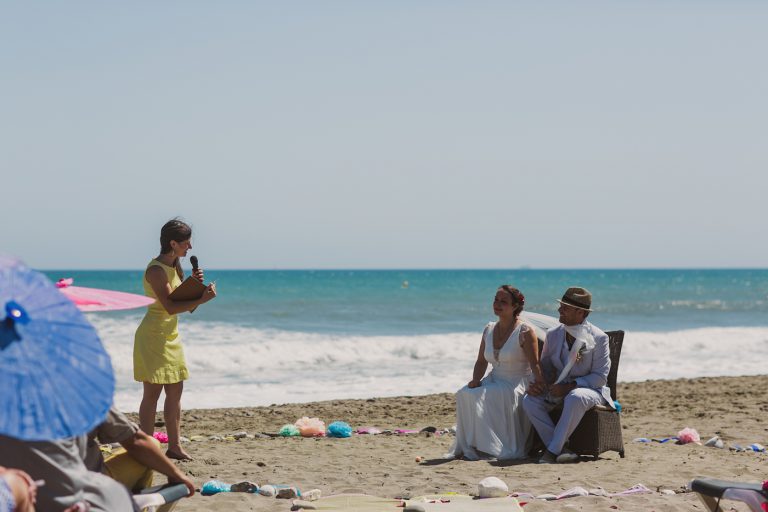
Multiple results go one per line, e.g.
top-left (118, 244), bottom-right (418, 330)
top-left (190, 256), bottom-right (202, 282)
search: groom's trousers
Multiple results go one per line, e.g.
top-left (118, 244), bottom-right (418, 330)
top-left (523, 388), bottom-right (607, 456)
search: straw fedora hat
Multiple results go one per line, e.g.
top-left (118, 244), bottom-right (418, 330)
top-left (557, 287), bottom-right (593, 312)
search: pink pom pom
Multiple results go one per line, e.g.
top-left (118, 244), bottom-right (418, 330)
top-left (294, 417), bottom-right (326, 437)
top-left (676, 427), bottom-right (700, 444)
top-left (153, 431), bottom-right (169, 443)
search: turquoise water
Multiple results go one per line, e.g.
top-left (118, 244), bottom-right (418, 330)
top-left (43, 268), bottom-right (768, 334)
top-left (40, 268), bottom-right (768, 409)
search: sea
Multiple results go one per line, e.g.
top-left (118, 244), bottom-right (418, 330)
top-left (43, 269), bottom-right (768, 412)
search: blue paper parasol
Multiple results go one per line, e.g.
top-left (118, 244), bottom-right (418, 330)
top-left (0, 256), bottom-right (115, 441)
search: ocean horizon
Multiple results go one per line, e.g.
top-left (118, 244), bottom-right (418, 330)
top-left (42, 268), bottom-right (768, 412)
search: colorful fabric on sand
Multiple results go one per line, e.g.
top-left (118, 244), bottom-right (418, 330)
top-left (201, 480), bottom-right (231, 495)
top-left (326, 421), bottom-right (353, 438)
top-left (677, 427), bottom-right (701, 444)
top-left (153, 431), bottom-right (169, 443)
top-left (278, 424), bottom-right (300, 437)
top-left (634, 432), bottom-right (765, 452)
top-left (355, 427), bottom-right (382, 435)
top-left (201, 480), bottom-right (259, 495)
top-left (295, 417), bottom-right (326, 437)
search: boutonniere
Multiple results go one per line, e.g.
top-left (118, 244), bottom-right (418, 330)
top-left (575, 344), bottom-right (588, 363)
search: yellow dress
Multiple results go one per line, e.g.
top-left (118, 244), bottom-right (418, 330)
top-left (133, 259), bottom-right (189, 383)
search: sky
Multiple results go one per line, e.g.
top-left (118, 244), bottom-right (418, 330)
top-left (1, 1), bottom-right (766, 269)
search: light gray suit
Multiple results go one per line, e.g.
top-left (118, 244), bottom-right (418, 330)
top-left (523, 321), bottom-right (614, 455)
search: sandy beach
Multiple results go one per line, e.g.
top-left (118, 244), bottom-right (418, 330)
top-left (129, 374), bottom-right (768, 511)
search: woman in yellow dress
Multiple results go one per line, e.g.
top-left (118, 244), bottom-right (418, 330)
top-left (134, 219), bottom-right (217, 460)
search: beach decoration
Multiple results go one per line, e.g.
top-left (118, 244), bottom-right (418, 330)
top-left (326, 421), bottom-right (353, 438)
top-left (153, 431), bottom-right (169, 443)
top-left (676, 427), bottom-right (701, 444)
top-left (230, 481), bottom-right (259, 493)
top-left (637, 433), bottom-right (766, 454)
top-left (201, 480), bottom-right (258, 495)
top-left (279, 424), bottom-right (301, 437)
top-left (704, 436), bottom-right (725, 449)
top-left (258, 484), bottom-right (301, 499)
top-left (478, 477), bottom-right (509, 498)
top-left (201, 480), bottom-right (231, 495)
top-left (356, 427), bottom-right (382, 435)
top-left (258, 485), bottom-right (276, 497)
top-left (731, 443), bottom-right (767, 452)
top-left (295, 417), bottom-right (326, 437)
top-left (276, 486), bottom-right (300, 499)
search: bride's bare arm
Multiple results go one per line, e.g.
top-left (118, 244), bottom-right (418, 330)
top-left (520, 323), bottom-right (546, 393)
top-left (468, 328), bottom-right (489, 388)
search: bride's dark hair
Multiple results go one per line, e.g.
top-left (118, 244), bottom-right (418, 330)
top-left (499, 285), bottom-right (525, 318)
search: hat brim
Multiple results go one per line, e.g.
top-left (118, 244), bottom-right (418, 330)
top-left (557, 299), bottom-right (593, 312)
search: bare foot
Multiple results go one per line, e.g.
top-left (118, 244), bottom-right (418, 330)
top-left (165, 448), bottom-right (193, 461)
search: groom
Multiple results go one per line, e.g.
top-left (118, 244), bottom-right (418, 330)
top-left (523, 287), bottom-right (614, 464)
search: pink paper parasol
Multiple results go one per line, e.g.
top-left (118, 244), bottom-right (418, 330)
top-left (56, 278), bottom-right (155, 312)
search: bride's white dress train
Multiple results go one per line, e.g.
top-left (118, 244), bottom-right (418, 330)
top-left (446, 321), bottom-right (532, 460)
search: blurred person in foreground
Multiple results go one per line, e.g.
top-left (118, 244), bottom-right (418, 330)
top-left (0, 466), bottom-right (36, 512)
top-left (0, 405), bottom-right (195, 511)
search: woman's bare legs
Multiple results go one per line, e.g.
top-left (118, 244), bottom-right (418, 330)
top-left (139, 382), bottom-right (164, 436)
top-left (163, 382), bottom-right (191, 459)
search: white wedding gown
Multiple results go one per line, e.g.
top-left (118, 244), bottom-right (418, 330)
top-left (446, 321), bottom-right (533, 460)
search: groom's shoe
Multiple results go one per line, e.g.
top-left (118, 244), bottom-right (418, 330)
top-left (538, 450), bottom-right (557, 464)
top-left (556, 449), bottom-right (580, 464)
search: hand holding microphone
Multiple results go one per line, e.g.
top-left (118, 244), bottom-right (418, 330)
top-left (190, 255), bottom-right (204, 283)
top-left (190, 255), bottom-right (216, 304)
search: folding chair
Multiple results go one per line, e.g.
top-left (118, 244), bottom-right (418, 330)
top-left (689, 478), bottom-right (768, 512)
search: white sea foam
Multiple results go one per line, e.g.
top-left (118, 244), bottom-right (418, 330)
top-left (87, 315), bottom-right (768, 412)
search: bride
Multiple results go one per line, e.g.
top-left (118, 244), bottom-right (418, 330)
top-left (446, 285), bottom-right (544, 460)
